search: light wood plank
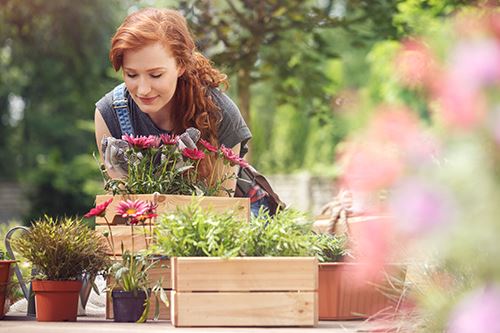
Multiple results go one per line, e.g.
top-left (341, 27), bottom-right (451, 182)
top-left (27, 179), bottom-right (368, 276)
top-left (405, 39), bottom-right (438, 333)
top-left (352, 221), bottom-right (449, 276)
top-left (171, 291), bottom-right (317, 327)
top-left (95, 225), bottom-right (153, 255)
top-left (95, 194), bottom-right (250, 225)
top-left (172, 257), bottom-right (318, 292)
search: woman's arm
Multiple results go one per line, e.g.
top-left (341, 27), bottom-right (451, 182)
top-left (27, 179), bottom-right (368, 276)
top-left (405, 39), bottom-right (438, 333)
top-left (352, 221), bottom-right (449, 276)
top-left (95, 107), bottom-right (123, 179)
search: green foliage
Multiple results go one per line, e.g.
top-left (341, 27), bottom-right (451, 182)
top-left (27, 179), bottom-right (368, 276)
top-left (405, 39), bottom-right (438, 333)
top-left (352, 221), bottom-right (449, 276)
top-left (155, 200), bottom-right (347, 258)
top-left (154, 201), bottom-right (245, 257)
top-left (242, 209), bottom-right (316, 257)
top-left (313, 233), bottom-right (349, 263)
top-left (0, 0), bottom-right (125, 219)
top-left (11, 216), bottom-right (110, 280)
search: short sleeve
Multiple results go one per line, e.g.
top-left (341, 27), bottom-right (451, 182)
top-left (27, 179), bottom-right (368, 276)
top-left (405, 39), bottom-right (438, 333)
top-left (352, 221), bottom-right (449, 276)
top-left (211, 89), bottom-right (252, 157)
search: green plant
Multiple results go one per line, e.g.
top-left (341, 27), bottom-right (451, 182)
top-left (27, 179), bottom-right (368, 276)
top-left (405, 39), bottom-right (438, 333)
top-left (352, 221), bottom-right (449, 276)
top-left (242, 209), bottom-right (317, 257)
top-left (11, 216), bottom-right (110, 281)
top-left (312, 233), bottom-right (350, 263)
top-left (107, 248), bottom-right (168, 322)
top-left (155, 201), bottom-right (343, 259)
top-left (154, 200), bottom-right (245, 257)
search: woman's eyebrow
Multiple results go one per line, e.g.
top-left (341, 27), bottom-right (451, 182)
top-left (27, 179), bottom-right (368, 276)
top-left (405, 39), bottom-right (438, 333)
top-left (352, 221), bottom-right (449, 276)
top-left (123, 66), bottom-right (167, 72)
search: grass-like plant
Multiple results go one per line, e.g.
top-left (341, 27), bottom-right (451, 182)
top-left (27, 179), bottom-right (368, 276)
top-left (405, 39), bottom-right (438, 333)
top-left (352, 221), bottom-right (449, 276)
top-left (11, 216), bottom-right (110, 281)
top-left (154, 201), bottom-right (348, 259)
top-left (154, 201), bottom-right (245, 257)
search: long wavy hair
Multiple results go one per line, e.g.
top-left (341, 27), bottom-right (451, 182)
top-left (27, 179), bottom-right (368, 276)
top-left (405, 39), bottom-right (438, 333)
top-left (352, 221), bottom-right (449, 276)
top-left (109, 8), bottom-right (227, 147)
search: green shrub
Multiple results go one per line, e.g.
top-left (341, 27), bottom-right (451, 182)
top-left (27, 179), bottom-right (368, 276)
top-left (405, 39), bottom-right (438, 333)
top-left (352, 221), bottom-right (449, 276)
top-left (11, 216), bottom-right (110, 280)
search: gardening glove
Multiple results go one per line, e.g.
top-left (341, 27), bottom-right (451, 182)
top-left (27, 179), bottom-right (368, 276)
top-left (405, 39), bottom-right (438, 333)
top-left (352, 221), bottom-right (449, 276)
top-left (177, 127), bottom-right (201, 150)
top-left (101, 137), bottom-right (129, 178)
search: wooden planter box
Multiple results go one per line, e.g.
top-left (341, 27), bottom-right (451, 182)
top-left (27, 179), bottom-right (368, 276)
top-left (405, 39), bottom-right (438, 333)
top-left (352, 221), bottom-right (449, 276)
top-left (106, 258), bottom-right (171, 320)
top-left (95, 194), bottom-right (250, 256)
top-left (171, 257), bottom-right (318, 327)
top-left (318, 263), bottom-right (406, 320)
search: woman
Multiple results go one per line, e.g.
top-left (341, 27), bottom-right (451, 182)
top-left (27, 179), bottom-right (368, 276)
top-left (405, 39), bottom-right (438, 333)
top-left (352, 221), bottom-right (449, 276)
top-left (94, 7), bottom-right (251, 193)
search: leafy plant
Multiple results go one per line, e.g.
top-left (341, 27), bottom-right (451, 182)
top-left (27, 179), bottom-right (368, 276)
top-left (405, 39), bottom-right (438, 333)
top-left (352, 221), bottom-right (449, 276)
top-left (11, 216), bottom-right (110, 280)
top-left (155, 201), bottom-right (347, 259)
top-left (107, 248), bottom-right (168, 322)
top-left (242, 209), bottom-right (317, 257)
top-left (312, 233), bottom-right (350, 263)
top-left (154, 200), bottom-right (245, 258)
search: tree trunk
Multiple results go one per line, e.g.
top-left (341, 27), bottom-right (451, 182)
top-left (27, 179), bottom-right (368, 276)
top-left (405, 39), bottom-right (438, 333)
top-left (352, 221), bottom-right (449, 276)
top-left (237, 66), bottom-right (252, 162)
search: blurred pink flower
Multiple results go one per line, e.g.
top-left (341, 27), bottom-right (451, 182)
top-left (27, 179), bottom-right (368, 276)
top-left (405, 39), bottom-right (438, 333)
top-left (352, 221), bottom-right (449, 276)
top-left (199, 139), bottom-right (218, 153)
top-left (450, 39), bottom-right (500, 89)
top-left (369, 107), bottom-right (439, 163)
top-left (349, 216), bottom-right (396, 283)
top-left (448, 285), bottom-right (500, 333)
top-left (182, 148), bottom-right (205, 160)
top-left (341, 141), bottom-right (404, 192)
top-left (395, 39), bottom-right (437, 88)
top-left (389, 179), bottom-right (455, 236)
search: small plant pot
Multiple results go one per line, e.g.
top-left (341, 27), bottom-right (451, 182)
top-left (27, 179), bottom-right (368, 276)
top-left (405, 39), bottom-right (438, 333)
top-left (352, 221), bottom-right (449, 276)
top-left (32, 280), bottom-right (82, 322)
top-left (0, 260), bottom-right (16, 320)
top-left (112, 290), bottom-right (147, 322)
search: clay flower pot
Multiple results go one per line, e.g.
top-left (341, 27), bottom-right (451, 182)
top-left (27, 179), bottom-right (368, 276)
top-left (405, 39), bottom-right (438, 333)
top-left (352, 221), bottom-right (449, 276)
top-left (111, 290), bottom-right (147, 322)
top-left (318, 263), bottom-right (406, 320)
top-left (0, 260), bottom-right (16, 319)
top-left (32, 280), bottom-right (82, 322)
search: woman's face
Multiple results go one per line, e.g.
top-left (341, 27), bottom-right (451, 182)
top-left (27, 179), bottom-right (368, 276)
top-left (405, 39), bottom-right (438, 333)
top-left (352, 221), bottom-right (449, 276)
top-left (122, 42), bottom-right (184, 116)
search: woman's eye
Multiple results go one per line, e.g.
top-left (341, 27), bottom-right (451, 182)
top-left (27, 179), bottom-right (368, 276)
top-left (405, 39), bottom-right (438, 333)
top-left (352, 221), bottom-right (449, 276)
top-left (126, 73), bottom-right (137, 78)
top-left (151, 73), bottom-right (162, 78)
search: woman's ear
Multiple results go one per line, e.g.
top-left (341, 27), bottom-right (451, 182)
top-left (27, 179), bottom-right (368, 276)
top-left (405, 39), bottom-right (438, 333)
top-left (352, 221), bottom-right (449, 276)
top-left (177, 65), bottom-right (186, 78)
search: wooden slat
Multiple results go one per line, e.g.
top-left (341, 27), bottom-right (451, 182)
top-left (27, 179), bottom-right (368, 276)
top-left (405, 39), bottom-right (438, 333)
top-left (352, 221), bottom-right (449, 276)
top-left (95, 225), bottom-right (153, 255)
top-left (171, 291), bottom-right (317, 327)
top-left (172, 257), bottom-right (318, 292)
top-left (106, 290), bottom-right (171, 321)
top-left (95, 194), bottom-right (250, 225)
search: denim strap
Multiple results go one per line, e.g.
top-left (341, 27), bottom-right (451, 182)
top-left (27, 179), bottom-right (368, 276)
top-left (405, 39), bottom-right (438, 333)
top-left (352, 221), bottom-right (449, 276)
top-left (112, 83), bottom-right (134, 136)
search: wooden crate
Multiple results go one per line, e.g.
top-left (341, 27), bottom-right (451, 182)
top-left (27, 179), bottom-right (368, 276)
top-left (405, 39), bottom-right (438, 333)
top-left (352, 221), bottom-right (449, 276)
top-left (95, 194), bottom-right (250, 256)
top-left (171, 257), bottom-right (318, 327)
top-left (106, 259), bottom-right (171, 321)
top-left (318, 263), bottom-right (406, 320)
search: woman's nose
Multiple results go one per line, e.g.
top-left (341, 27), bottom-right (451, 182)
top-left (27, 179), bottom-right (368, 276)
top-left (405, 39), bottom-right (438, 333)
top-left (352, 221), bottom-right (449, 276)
top-left (137, 77), bottom-right (151, 96)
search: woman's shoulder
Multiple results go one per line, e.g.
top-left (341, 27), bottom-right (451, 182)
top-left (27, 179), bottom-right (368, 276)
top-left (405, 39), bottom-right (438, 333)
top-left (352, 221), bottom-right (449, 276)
top-left (209, 87), bottom-right (252, 153)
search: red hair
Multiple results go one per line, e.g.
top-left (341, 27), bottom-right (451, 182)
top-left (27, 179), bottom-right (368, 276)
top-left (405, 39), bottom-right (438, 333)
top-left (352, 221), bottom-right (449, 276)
top-left (109, 8), bottom-right (227, 147)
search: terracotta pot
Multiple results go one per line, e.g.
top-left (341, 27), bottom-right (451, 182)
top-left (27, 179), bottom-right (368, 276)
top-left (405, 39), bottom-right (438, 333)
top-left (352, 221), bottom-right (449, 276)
top-left (0, 260), bottom-right (16, 319)
top-left (318, 262), bottom-right (406, 320)
top-left (32, 280), bottom-right (82, 322)
top-left (112, 290), bottom-right (147, 322)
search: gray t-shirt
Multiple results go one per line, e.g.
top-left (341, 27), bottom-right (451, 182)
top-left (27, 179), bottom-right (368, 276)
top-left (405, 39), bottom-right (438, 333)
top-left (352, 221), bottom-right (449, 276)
top-left (95, 85), bottom-right (252, 157)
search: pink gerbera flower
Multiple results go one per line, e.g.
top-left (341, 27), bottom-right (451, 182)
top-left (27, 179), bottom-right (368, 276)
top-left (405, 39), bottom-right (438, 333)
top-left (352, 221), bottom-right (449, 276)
top-left (116, 199), bottom-right (149, 219)
top-left (160, 133), bottom-right (179, 145)
top-left (220, 145), bottom-right (248, 168)
top-left (182, 148), bottom-right (205, 160)
top-left (199, 139), bottom-right (218, 153)
top-left (84, 198), bottom-right (113, 218)
top-left (122, 134), bottom-right (161, 149)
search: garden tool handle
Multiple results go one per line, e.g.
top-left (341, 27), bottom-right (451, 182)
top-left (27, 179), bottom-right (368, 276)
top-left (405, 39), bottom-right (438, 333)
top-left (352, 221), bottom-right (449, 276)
top-left (4, 226), bottom-right (30, 301)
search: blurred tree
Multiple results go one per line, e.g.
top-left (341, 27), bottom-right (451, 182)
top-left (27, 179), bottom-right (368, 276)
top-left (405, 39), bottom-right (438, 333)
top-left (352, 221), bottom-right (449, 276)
top-left (176, 0), bottom-right (401, 162)
top-left (0, 0), bottom-right (124, 220)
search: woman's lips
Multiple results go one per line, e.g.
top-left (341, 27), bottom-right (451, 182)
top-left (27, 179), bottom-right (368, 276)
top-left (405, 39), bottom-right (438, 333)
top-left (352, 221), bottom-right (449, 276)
top-left (138, 96), bottom-right (158, 105)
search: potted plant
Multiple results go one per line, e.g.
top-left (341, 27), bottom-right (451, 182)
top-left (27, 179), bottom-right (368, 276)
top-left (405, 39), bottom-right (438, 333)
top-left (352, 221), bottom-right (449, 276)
top-left (0, 251), bottom-right (16, 320)
top-left (94, 132), bottom-right (250, 256)
top-left (154, 203), bottom-right (319, 327)
top-left (10, 216), bottom-right (110, 322)
top-left (314, 232), bottom-right (406, 320)
top-left (106, 199), bottom-right (168, 323)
